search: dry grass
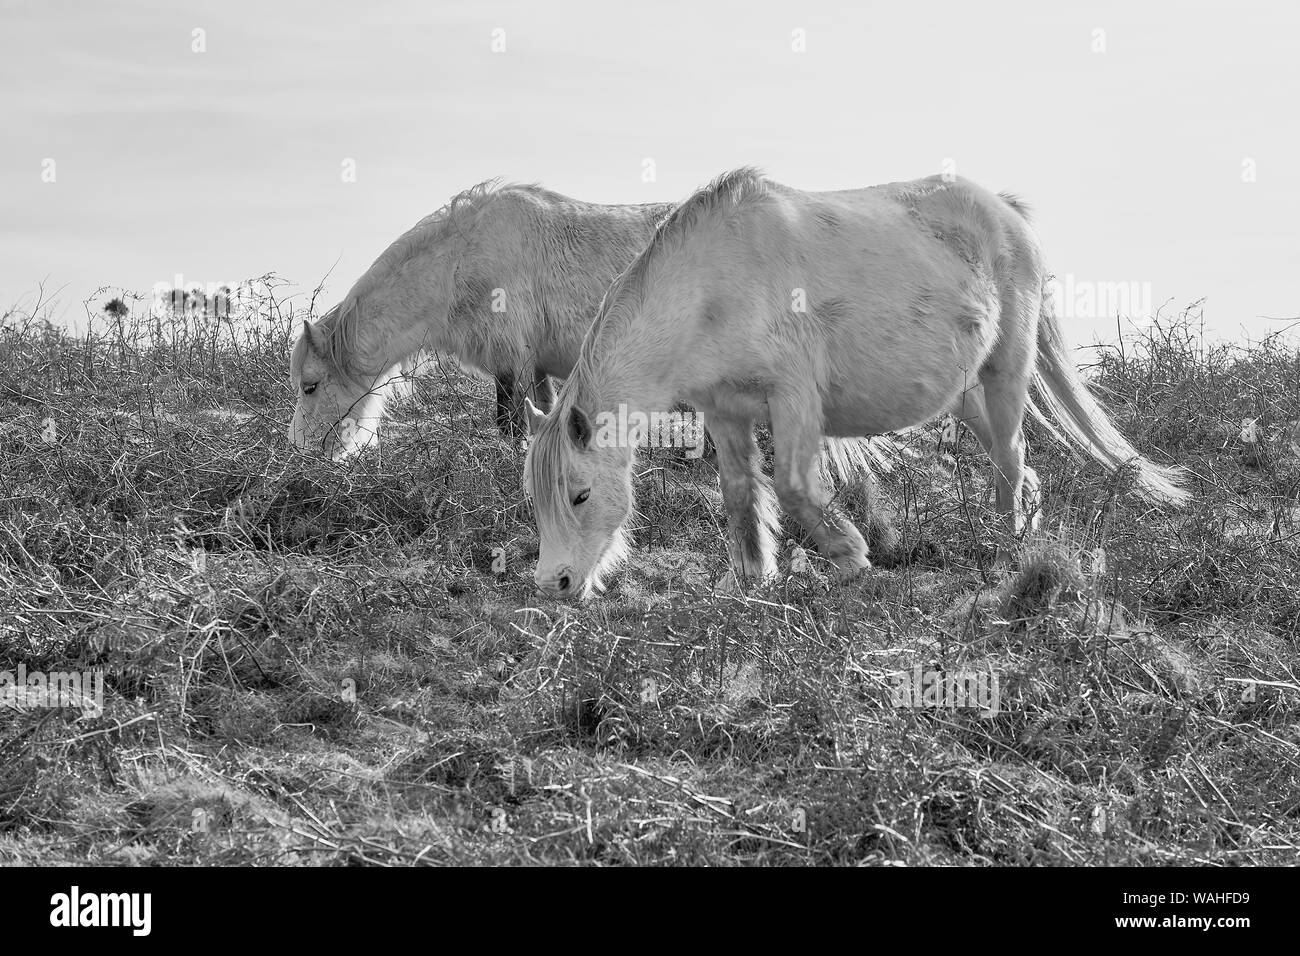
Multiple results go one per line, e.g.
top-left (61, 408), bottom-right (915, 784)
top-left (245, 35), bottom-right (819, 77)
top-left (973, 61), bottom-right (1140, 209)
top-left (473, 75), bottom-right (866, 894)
top-left (1, 292), bottom-right (1297, 865)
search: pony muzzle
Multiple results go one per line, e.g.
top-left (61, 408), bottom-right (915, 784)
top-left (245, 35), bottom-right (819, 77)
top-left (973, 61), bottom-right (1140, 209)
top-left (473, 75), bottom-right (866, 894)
top-left (535, 566), bottom-right (579, 598)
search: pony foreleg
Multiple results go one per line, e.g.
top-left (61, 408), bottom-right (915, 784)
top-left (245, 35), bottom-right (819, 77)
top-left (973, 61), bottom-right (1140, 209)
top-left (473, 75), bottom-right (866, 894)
top-left (498, 369), bottom-right (554, 437)
top-left (495, 374), bottom-right (520, 437)
top-left (710, 418), bottom-right (778, 581)
top-left (498, 369), bottom-right (550, 438)
top-left (769, 394), bottom-right (870, 578)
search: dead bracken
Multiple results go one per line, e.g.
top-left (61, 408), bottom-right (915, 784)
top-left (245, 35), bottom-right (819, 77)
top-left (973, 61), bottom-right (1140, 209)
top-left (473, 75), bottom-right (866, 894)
top-left (0, 293), bottom-right (1297, 865)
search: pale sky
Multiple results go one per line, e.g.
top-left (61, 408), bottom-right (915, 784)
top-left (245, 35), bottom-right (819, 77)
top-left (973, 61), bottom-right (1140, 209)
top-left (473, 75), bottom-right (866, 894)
top-left (1, 0), bottom-right (1296, 345)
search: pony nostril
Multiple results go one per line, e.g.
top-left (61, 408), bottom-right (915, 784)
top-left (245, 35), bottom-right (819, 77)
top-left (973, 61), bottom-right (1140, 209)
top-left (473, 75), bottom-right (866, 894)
top-left (558, 574), bottom-right (571, 593)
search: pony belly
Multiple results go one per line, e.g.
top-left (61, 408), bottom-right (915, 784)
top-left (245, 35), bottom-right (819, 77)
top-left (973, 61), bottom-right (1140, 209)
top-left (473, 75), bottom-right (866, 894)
top-left (820, 287), bottom-right (1001, 435)
top-left (822, 398), bottom-right (946, 437)
top-left (821, 355), bottom-right (984, 437)
top-left (821, 401), bottom-right (906, 437)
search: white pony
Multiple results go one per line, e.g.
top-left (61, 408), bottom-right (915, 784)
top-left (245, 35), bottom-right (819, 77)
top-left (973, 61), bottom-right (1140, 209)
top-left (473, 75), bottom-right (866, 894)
top-left (289, 182), bottom-right (675, 455)
top-left (524, 169), bottom-right (1188, 598)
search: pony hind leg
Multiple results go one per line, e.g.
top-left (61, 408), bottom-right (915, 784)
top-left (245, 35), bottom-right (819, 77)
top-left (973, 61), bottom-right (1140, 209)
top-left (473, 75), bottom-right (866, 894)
top-left (709, 416), bottom-right (779, 581)
top-left (951, 370), bottom-right (1036, 538)
top-left (769, 391), bottom-right (870, 578)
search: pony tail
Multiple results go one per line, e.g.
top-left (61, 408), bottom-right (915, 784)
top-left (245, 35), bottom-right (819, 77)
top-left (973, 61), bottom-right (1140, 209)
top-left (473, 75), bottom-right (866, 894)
top-left (1031, 292), bottom-right (1189, 505)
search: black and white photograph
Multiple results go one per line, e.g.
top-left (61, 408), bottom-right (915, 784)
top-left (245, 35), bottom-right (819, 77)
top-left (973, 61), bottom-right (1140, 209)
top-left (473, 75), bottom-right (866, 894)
top-left (0, 0), bottom-right (1294, 914)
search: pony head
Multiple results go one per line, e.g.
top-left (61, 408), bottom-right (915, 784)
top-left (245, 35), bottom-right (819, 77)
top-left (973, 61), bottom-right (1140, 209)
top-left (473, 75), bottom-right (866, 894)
top-left (523, 398), bottom-right (634, 599)
top-left (288, 312), bottom-right (395, 459)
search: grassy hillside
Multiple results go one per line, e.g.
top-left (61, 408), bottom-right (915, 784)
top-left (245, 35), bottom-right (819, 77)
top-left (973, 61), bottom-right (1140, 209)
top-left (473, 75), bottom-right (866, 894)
top-left (1, 295), bottom-right (1297, 865)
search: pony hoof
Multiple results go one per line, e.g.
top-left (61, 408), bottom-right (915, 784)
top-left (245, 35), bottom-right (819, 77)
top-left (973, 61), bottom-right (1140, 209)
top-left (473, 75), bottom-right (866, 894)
top-left (831, 560), bottom-right (871, 584)
top-left (715, 570), bottom-right (743, 596)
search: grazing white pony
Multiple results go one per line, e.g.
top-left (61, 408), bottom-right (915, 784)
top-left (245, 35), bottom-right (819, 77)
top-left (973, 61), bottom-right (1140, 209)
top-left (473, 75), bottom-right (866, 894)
top-left (289, 181), bottom-right (676, 455)
top-left (524, 168), bottom-right (1189, 598)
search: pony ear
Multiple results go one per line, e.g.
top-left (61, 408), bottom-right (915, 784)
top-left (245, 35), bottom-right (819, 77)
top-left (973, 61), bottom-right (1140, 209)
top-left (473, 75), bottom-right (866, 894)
top-left (524, 397), bottom-right (547, 434)
top-left (301, 320), bottom-right (318, 353)
top-left (567, 406), bottom-right (593, 449)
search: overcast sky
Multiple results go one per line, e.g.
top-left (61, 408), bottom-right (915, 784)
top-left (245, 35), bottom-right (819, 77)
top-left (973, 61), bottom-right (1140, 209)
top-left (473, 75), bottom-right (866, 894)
top-left (2, 0), bottom-right (1296, 345)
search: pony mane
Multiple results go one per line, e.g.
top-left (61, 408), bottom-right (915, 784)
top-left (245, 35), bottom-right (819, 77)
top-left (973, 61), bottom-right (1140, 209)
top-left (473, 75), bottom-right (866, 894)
top-left (309, 298), bottom-right (373, 383)
top-left (997, 190), bottom-right (1032, 221)
top-left (524, 405), bottom-right (579, 544)
top-left (624, 166), bottom-right (769, 297)
top-left (566, 167), bottom-right (770, 394)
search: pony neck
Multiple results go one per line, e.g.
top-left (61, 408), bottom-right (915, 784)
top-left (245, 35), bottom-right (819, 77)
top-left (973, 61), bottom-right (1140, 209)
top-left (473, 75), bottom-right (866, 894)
top-left (579, 328), bottom-right (680, 427)
top-left (336, 220), bottom-right (471, 379)
top-left (330, 289), bottom-right (430, 384)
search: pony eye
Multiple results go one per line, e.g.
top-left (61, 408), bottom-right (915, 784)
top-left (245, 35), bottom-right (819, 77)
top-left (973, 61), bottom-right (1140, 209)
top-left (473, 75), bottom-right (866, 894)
top-left (302, 383), bottom-right (318, 396)
top-left (573, 489), bottom-right (590, 506)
